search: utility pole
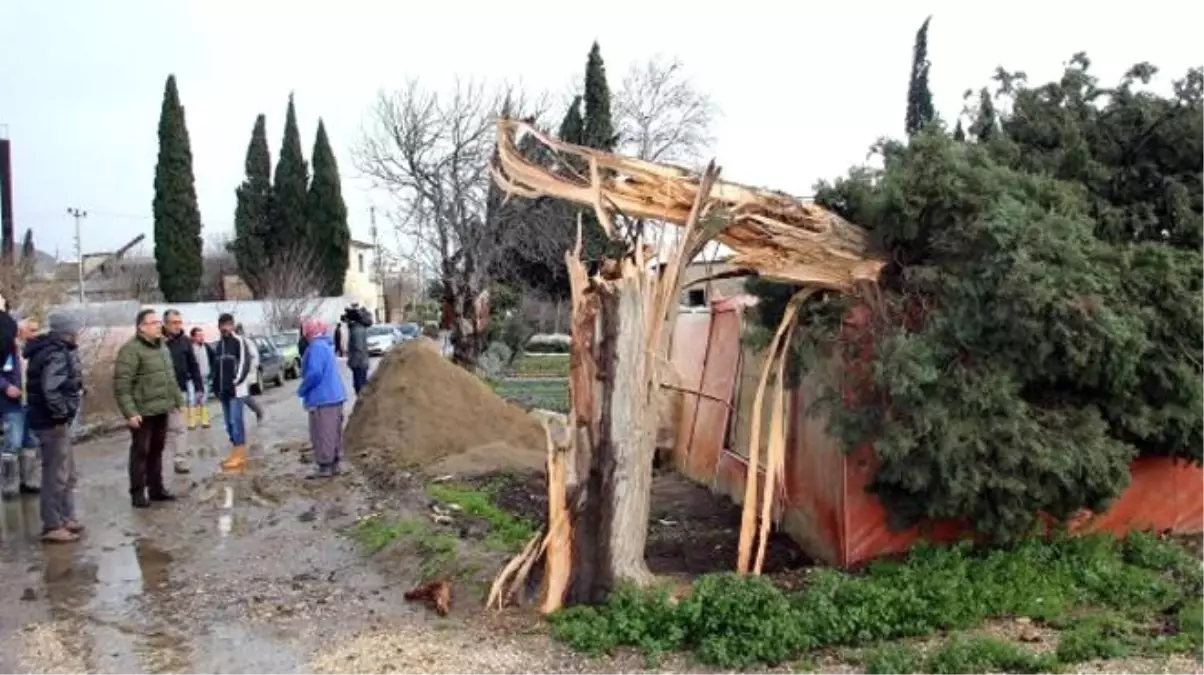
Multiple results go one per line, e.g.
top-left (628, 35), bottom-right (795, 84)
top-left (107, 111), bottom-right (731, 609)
top-left (369, 205), bottom-right (384, 320)
top-left (66, 207), bottom-right (87, 304)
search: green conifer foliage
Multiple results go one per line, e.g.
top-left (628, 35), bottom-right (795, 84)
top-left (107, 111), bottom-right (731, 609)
top-left (152, 74), bottom-right (204, 302)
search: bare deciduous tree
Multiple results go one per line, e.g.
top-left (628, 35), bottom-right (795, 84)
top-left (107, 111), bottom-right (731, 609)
top-left (614, 56), bottom-right (719, 166)
top-left (355, 79), bottom-right (547, 367)
top-left (260, 246), bottom-right (324, 332)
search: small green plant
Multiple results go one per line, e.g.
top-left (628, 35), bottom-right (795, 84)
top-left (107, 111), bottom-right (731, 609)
top-left (924, 636), bottom-right (1059, 674)
top-left (1055, 613), bottom-right (1134, 663)
top-left (1177, 599), bottom-right (1203, 651)
top-left (427, 482), bottom-right (536, 551)
top-left (349, 515), bottom-right (422, 553)
top-left (863, 643), bottom-right (921, 674)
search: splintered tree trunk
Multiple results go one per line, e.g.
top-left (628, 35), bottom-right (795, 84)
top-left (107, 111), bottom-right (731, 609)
top-left (564, 269), bottom-right (657, 604)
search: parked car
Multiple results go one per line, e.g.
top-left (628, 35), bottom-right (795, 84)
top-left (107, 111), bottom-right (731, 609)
top-left (397, 323), bottom-right (420, 342)
top-left (272, 330), bottom-right (302, 379)
top-left (366, 323), bottom-right (401, 356)
top-left (249, 335), bottom-right (286, 394)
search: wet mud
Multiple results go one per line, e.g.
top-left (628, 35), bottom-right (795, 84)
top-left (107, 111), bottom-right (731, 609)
top-left (0, 368), bottom-right (417, 674)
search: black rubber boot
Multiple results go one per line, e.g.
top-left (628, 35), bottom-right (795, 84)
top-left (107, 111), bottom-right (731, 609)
top-left (131, 489), bottom-right (151, 509)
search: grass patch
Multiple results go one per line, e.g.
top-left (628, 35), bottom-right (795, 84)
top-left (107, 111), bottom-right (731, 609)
top-left (348, 514), bottom-right (463, 583)
top-left (549, 532), bottom-right (1203, 670)
top-left (508, 353), bottom-right (571, 378)
top-left (488, 378), bottom-right (569, 413)
top-left (427, 480), bottom-right (537, 552)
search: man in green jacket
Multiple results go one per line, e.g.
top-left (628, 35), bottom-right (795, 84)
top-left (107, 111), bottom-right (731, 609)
top-left (113, 308), bottom-right (186, 508)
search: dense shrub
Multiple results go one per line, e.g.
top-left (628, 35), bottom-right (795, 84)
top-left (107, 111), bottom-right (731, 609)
top-left (748, 58), bottom-right (1203, 540)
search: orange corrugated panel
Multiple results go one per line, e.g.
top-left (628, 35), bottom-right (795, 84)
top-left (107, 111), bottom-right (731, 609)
top-left (683, 306), bottom-right (742, 482)
top-left (781, 384), bottom-right (850, 565)
top-left (1170, 459), bottom-right (1204, 533)
top-left (1068, 457), bottom-right (1204, 536)
top-left (840, 445), bottom-right (966, 566)
top-left (670, 312), bottom-right (711, 478)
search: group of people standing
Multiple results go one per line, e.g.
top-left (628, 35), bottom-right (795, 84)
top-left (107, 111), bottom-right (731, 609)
top-left (0, 299), bottom-right (88, 544)
top-left (3, 300), bottom-right (369, 544)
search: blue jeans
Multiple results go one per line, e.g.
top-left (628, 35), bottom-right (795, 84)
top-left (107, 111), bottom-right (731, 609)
top-left (219, 397), bottom-right (246, 446)
top-left (2, 409), bottom-right (36, 457)
top-left (187, 380), bottom-right (210, 406)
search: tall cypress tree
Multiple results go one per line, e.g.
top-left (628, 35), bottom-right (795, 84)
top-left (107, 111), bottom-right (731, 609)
top-left (19, 228), bottom-right (34, 277)
top-left (231, 114), bottom-right (273, 296)
top-left (582, 42), bottom-right (616, 151)
top-left (306, 119), bottom-right (351, 296)
top-left (904, 16), bottom-right (936, 136)
top-left (270, 93), bottom-right (310, 256)
top-left (559, 96), bottom-right (584, 145)
top-left (969, 87), bottom-right (998, 141)
top-left (952, 119), bottom-right (967, 142)
top-left (152, 74), bottom-right (204, 301)
top-left (19, 228), bottom-right (34, 263)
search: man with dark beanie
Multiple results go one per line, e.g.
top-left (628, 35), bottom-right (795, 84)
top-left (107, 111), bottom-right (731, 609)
top-left (24, 310), bottom-right (85, 543)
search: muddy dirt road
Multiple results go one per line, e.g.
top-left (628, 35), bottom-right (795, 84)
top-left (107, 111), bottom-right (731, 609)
top-left (0, 364), bottom-right (433, 674)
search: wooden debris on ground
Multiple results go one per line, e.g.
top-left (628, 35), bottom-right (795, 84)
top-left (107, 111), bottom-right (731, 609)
top-left (404, 580), bottom-right (452, 616)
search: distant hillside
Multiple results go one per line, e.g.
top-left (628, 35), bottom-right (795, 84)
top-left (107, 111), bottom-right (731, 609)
top-left (29, 248), bottom-right (57, 275)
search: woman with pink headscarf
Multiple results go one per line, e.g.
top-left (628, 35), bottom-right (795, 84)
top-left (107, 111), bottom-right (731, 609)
top-left (295, 318), bottom-right (347, 479)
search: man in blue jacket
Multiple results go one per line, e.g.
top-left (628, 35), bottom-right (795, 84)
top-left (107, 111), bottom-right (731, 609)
top-left (297, 318), bottom-right (347, 479)
top-left (1, 314), bottom-right (38, 498)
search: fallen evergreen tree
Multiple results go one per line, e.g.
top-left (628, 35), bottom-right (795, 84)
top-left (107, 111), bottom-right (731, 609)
top-left (749, 55), bottom-right (1203, 540)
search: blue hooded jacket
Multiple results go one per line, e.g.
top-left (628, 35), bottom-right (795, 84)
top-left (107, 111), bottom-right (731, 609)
top-left (297, 335), bottom-right (347, 409)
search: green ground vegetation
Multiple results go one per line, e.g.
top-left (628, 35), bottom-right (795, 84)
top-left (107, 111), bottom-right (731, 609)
top-left (507, 353), bottom-right (571, 378)
top-left (348, 477), bottom-right (536, 582)
top-left (489, 378), bottom-right (570, 413)
top-left (549, 533), bottom-right (1203, 671)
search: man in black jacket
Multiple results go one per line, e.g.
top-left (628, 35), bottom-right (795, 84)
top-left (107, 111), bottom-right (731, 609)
top-left (342, 303), bottom-right (373, 395)
top-left (162, 309), bottom-right (202, 475)
top-left (25, 310), bottom-right (85, 543)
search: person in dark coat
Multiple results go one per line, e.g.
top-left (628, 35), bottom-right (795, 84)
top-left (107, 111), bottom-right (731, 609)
top-left (343, 303), bottom-right (373, 395)
top-left (162, 309), bottom-right (202, 475)
top-left (25, 310), bottom-right (85, 543)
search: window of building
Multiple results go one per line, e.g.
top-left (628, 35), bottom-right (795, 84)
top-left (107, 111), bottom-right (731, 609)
top-left (358, 253), bottom-right (365, 273)
top-left (686, 288), bottom-right (706, 307)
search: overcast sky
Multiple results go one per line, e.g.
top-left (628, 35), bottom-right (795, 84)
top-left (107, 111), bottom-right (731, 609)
top-left (1, 0), bottom-right (1198, 262)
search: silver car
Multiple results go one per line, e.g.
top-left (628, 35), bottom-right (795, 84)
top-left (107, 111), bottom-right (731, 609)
top-left (366, 324), bottom-right (399, 356)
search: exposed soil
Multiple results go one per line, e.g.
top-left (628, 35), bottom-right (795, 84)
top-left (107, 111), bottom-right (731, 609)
top-left (476, 467), bottom-right (808, 578)
top-left (345, 341), bottom-right (547, 485)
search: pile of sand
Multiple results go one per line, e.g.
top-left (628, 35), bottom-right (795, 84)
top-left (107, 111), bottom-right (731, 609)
top-left (346, 341), bottom-right (548, 483)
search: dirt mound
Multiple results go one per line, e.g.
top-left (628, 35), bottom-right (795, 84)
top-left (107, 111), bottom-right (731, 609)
top-left (346, 341), bottom-right (547, 484)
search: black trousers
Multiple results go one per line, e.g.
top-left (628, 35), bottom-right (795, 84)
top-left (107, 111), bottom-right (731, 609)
top-left (129, 413), bottom-right (169, 495)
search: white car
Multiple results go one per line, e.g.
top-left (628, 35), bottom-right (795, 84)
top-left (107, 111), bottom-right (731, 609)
top-left (366, 324), bottom-right (400, 356)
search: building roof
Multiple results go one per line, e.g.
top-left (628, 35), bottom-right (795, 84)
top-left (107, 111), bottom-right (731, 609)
top-left (350, 239), bottom-right (374, 250)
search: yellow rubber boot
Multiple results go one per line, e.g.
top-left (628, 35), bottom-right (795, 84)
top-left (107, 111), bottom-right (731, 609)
top-left (187, 406), bottom-right (198, 430)
top-left (200, 406), bottom-right (211, 429)
top-left (220, 445), bottom-right (247, 472)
